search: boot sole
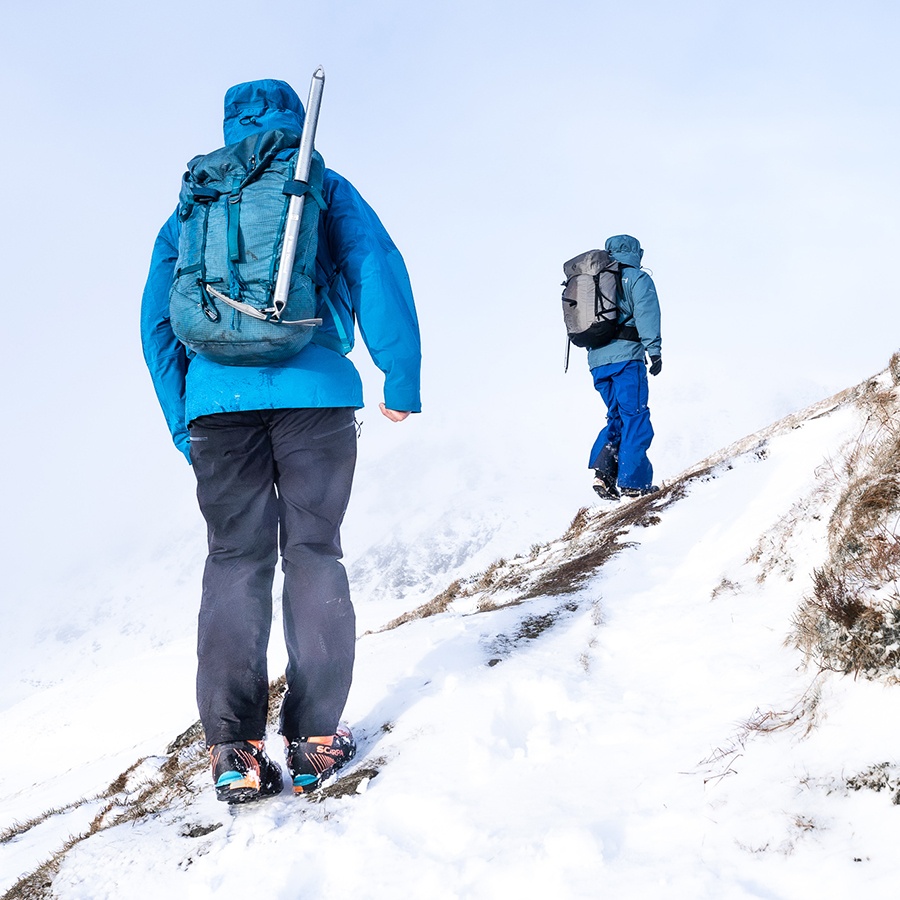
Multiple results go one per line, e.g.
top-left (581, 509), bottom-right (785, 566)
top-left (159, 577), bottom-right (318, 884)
top-left (216, 784), bottom-right (261, 803)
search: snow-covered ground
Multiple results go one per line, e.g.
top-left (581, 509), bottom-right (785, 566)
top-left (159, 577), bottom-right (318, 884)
top-left (3, 373), bottom-right (900, 899)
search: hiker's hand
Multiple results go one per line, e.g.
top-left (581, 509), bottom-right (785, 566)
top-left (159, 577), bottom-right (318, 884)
top-left (380, 403), bottom-right (410, 422)
top-left (649, 356), bottom-right (662, 376)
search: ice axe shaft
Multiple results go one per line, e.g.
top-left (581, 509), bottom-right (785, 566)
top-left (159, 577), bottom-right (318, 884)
top-left (272, 66), bottom-right (325, 321)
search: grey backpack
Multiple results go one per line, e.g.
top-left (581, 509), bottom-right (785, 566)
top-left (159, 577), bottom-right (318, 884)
top-left (561, 249), bottom-right (623, 349)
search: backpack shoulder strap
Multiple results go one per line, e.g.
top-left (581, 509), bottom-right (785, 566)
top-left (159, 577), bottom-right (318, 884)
top-left (312, 292), bottom-right (353, 355)
top-left (614, 266), bottom-right (640, 342)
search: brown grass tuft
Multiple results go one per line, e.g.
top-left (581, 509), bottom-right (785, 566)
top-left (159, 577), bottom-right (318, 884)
top-left (564, 507), bottom-right (591, 539)
top-left (792, 568), bottom-right (900, 680)
top-left (309, 762), bottom-right (384, 802)
top-left (1, 858), bottom-right (60, 900)
top-left (889, 351), bottom-right (900, 386)
top-left (520, 533), bottom-right (625, 599)
top-left (374, 579), bottom-right (464, 633)
top-left (811, 567), bottom-right (868, 629)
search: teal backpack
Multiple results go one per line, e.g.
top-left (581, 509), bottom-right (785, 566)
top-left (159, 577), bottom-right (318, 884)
top-left (169, 128), bottom-right (327, 366)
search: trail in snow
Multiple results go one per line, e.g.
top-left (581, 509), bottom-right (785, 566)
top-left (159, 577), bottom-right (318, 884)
top-left (4, 380), bottom-right (900, 898)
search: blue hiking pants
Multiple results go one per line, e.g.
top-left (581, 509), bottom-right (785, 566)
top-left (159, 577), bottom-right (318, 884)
top-left (589, 359), bottom-right (654, 491)
top-left (190, 407), bottom-right (358, 745)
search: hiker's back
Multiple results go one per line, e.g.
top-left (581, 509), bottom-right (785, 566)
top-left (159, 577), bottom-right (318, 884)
top-left (140, 77), bottom-right (422, 465)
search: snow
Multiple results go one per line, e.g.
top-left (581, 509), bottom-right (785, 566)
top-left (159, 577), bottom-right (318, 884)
top-left (3, 377), bottom-right (900, 898)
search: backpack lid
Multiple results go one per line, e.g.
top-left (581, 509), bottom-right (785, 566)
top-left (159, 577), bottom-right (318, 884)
top-left (563, 249), bottom-right (617, 279)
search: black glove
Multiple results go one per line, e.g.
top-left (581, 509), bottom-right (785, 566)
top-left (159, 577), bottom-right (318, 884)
top-left (649, 356), bottom-right (662, 376)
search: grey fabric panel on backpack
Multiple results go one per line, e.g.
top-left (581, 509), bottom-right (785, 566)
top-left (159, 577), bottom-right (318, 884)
top-left (169, 129), bottom-right (326, 367)
top-left (561, 249), bottom-right (620, 349)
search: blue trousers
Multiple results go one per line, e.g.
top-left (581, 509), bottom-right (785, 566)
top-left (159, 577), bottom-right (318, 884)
top-left (588, 360), bottom-right (654, 491)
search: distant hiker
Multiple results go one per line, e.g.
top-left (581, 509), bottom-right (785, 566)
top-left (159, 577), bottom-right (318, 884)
top-left (141, 77), bottom-right (422, 802)
top-left (562, 234), bottom-right (661, 500)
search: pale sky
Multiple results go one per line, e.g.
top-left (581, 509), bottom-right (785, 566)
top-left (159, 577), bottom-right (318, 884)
top-left (2, 0), bottom-right (899, 606)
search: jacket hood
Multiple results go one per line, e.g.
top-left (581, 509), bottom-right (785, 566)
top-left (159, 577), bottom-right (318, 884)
top-left (605, 234), bottom-right (643, 269)
top-left (223, 79), bottom-right (305, 145)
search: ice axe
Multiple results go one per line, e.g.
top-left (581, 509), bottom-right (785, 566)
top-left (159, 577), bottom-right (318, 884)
top-left (271, 65), bottom-right (326, 322)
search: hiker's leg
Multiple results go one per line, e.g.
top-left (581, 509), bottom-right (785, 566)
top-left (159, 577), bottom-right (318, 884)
top-left (191, 411), bottom-right (278, 745)
top-left (589, 364), bottom-right (623, 480)
top-left (612, 360), bottom-right (654, 490)
top-left (269, 408), bottom-right (358, 739)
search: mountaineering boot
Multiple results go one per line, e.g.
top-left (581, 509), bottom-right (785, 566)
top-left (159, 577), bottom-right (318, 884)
top-left (592, 469), bottom-right (620, 501)
top-left (285, 724), bottom-right (356, 794)
top-left (620, 485), bottom-right (660, 498)
top-left (210, 740), bottom-right (284, 803)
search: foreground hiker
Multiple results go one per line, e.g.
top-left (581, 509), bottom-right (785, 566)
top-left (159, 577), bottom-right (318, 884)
top-left (141, 77), bottom-right (421, 802)
top-left (561, 235), bottom-right (661, 499)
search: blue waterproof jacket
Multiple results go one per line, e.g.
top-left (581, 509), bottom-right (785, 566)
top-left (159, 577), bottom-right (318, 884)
top-left (586, 235), bottom-right (661, 370)
top-left (141, 80), bottom-right (422, 462)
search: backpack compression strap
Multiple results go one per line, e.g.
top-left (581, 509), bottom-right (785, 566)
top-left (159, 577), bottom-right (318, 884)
top-left (282, 179), bottom-right (327, 210)
top-left (311, 292), bottom-right (352, 355)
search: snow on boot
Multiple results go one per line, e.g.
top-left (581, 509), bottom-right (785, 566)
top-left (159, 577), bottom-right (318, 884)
top-left (210, 739), bottom-right (284, 803)
top-left (285, 724), bottom-right (356, 794)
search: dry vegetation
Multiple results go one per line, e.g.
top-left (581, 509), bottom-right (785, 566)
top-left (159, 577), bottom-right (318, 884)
top-left (791, 356), bottom-right (900, 682)
top-left (846, 761), bottom-right (900, 804)
top-left (369, 480), bottom-right (692, 633)
top-left (1, 739), bottom-right (210, 900)
top-left (0, 679), bottom-right (294, 900)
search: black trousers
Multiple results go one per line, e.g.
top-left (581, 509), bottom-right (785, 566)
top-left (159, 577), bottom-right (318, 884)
top-left (190, 407), bottom-right (358, 745)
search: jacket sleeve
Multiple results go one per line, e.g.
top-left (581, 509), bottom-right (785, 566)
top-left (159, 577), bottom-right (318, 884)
top-left (140, 211), bottom-right (191, 462)
top-left (630, 270), bottom-right (662, 359)
top-left (323, 174), bottom-right (422, 413)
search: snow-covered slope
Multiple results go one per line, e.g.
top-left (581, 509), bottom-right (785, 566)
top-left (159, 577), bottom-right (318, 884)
top-left (4, 369), bottom-right (900, 899)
